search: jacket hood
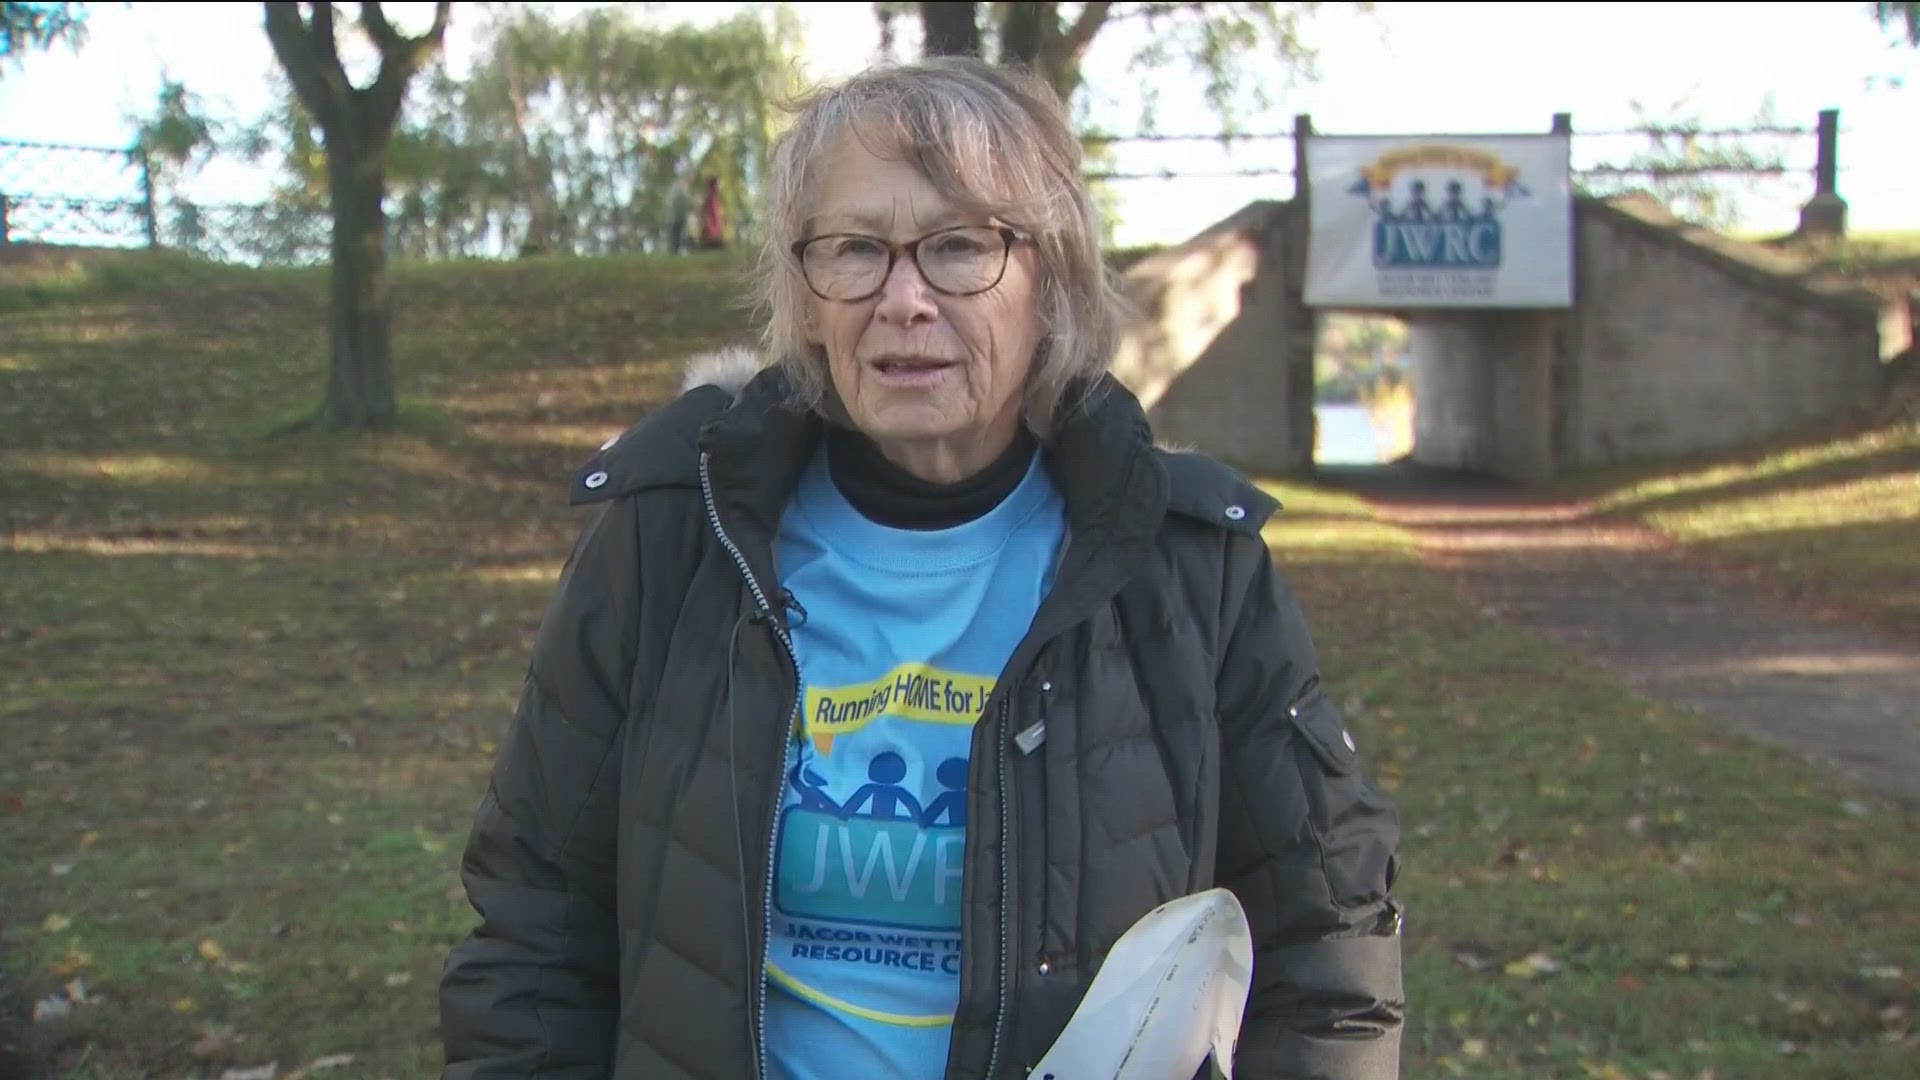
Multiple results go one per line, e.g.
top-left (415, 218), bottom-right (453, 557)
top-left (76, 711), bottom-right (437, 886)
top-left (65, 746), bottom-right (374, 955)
top-left (679, 344), bottom-right (767, 401)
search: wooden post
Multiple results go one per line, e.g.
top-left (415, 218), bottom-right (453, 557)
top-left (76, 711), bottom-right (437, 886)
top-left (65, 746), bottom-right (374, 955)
top-left (1551, 112), bottom-right (1572, 135)
top-left (1814, 108), bottom-right (1839, 195)
top-left (1293, 113), bottom-right (1313, 205)
top-left (1797, 108), bottom-right (1846, 238)
top-left (138, 150), bottom-right (159, 248)
top-left (0, 193), bottom-right (10, 245)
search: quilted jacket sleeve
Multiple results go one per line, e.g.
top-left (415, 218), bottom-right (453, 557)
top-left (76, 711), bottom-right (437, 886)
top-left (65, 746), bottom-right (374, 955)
top-left (1213, 535), bottom-right (1405, 1079)
top-left (439, 500), bottom-right (638, 1078)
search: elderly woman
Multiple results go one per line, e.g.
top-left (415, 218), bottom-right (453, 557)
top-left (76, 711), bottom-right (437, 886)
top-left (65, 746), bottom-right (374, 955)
top-left (439, 57), bottom-right (1403, 1080)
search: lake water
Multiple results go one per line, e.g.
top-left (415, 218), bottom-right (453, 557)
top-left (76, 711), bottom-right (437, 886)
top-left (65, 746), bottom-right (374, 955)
top-left (1316, 402), bottom-right (1384, 465)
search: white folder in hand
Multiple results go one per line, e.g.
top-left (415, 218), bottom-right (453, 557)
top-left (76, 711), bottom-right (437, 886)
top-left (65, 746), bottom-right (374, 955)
top-left (1029, 888), bottom-right (1255, 1080)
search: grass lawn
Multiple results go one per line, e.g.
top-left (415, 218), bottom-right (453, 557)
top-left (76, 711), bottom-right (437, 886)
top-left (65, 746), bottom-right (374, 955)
top-left (1563, 419), bottom-right (1920, 642)
top-left (4, 250), bottom-right (1915, 1078)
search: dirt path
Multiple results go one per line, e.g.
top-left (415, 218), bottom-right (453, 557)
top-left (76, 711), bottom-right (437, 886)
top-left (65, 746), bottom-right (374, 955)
top-left (1322, 465), bottom-right (1920, 806)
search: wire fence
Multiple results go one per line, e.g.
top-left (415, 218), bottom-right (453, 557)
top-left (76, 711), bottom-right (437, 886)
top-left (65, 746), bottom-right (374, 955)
top-left (1, 113), bottom-right (1846, 263)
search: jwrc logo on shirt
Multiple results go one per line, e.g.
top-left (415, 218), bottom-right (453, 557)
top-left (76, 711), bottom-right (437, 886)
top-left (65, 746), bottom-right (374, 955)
top-left (776, 754), bottom-right (969, 932)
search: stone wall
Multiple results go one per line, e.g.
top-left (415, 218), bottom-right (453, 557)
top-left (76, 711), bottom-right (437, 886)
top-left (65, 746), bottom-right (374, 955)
top-left (1107, 201), bottom-right (1315, 474)
top-left (1557, 199), bottom-right (1885, 469)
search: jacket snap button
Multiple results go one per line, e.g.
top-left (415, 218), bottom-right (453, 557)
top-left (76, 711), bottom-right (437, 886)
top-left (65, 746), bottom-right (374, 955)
top-left (1036, 957), bottom-right (1052, 976)
top-left (584, 471), bottom-right (608, 489)
top-left (1224, 505), bottom-right (1246, 521)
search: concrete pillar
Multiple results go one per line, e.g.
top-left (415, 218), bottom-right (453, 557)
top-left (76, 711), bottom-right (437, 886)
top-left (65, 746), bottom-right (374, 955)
top-left (1409, 312), bottom-right (1557, 482)
top-left (1409, 314), bottom-right (1495, 471)
top-left (1490, 313), bottom-right (1556, 483)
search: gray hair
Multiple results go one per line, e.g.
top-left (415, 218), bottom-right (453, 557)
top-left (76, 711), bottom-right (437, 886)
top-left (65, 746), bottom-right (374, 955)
top-left (752, 56), bottom-right (1126, 434)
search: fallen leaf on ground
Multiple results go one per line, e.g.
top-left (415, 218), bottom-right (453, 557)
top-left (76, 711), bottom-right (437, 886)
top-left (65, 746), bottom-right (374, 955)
top-left (42, 913), bottom-right (71, 933)
top-left (385, 972), bottom-right (413, 988)
top-left (52, 949), bottom-right (92, 976)
top-left (1505, 952), bottom-right (1563, 979)
top-left (220, 1065), bottom-right (278, 1080)
top-left (50, 861), bottom-right (74, 877)
top-left (199, 938), bottom-right (228, 965)
top-left (79, 830), bottom-right (99, 848)
top-left (1450, 944), bottom-right (1493, 972)
top-left (1617, 974), bottom-right (1644, 993)
top-left (191, 1025), bottom-right (237, 1057)
top-left (174, 997), bottom-right (198, 1014)
top-left (32, 995), bottom-right (72, 1023)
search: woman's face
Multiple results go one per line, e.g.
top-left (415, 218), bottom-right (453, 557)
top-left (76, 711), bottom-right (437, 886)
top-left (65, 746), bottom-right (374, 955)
top-left (801, 134), bottom-right (1045, 483)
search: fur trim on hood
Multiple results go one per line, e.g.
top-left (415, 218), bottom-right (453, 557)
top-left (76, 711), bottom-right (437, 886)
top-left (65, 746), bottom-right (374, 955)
top-left (681, 345), bottom-right (769, 401)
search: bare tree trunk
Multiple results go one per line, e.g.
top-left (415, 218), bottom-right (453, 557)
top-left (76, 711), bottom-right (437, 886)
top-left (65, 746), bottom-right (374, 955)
top-left (998, 1), bottom-right (1046, 68)
top-left (920, 1), bottom-right (980, 56)
top-left (323, 140), bottom-right (396, 429)
top-left (501, 42), bottom-right (556, 257)
top-left (263, 1), bottom-right (449, 434)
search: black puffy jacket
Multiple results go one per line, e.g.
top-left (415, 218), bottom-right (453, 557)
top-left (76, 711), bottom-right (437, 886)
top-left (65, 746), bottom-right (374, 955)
top-left (438, 355), bottom-right (1405, 1079)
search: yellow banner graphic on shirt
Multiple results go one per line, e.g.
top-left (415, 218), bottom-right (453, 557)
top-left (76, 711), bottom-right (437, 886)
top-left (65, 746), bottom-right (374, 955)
top-left (803, 664), bottom-right (996, 755)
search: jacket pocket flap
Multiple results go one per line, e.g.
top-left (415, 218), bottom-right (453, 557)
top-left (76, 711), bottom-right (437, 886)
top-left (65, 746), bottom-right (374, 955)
top-left (1289, 688), bottom-right (1358, 776)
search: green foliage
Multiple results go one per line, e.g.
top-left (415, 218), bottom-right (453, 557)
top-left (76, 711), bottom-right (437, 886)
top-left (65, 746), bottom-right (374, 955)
top-left (888, 3), bottom-right (1351, 134)
top-left (1122, 2), bottom-right (1333, 134)
top-left (1576, 96), bottom-right (1791, 233)
top-left (1315, 313), bottom-right (1406, 402)
top-left (388, 4), bottom-right (802, 260)
top-left (1877, 1), bottom-right (1920, 45)
top-left (0, 0), bottom-right (85, 69)
top-left (216, 5), bottom-right (802, 263)
top-left (129, 77), bottom-right (218, 193)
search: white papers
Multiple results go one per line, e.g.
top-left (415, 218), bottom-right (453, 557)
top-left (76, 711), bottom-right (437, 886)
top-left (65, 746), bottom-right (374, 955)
top-left (1029, 888), bottom-right (1255, 1080)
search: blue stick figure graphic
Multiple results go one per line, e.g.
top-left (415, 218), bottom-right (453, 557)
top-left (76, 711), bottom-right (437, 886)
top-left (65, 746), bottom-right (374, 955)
top-left (1406, 180), bottom-right (1433, 221)
top-left (920, 757), bottom-right (969, 828)
top-left (841, 752), bottom-right (925, 823)
top-left (789, 759), bottom-right (842, 814)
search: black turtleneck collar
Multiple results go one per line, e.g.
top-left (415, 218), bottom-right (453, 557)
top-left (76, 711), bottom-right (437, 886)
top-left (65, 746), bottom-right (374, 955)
top-left (826, 423), bottom-right (1040, 531)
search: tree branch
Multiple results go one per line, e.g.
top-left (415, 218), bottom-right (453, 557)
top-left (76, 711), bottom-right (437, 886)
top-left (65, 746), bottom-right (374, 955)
top-left (363, 1), bottom-right (452, 137)
top-left (1056, 0), bottom-right (1113, 66)
top-left (262, 1), bottom-right (348, 132)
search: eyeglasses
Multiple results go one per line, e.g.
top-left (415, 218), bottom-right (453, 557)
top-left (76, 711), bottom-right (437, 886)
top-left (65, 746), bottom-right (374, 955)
top-left (792, 225), bottom-right (1029, 302)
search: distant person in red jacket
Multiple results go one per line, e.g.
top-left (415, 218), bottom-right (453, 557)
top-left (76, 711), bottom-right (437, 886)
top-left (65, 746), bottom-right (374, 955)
top-left (700, 176), bottom-right (726, 248)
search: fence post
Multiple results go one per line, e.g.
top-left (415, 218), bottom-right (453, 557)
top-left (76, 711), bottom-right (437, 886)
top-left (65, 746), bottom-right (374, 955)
top-left (1292, 113), bottom-right (1313, 206)
top-left (1, 193), bottom-right (10, 245)
top-left (138, 149), bottom-right (159, 248)
top-left (1796, 108), bottom-right (1846, 239)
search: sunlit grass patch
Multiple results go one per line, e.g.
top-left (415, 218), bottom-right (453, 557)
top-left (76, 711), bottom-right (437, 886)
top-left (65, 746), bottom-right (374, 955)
top-left (1575, 420), bottom-right (1920, 638)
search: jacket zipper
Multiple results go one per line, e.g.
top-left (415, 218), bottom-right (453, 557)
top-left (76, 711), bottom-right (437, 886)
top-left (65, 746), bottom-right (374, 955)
top-left (698, 451), bottom-right (801, 1080)
top-left (984, 693), bottom-right (1014, 1080)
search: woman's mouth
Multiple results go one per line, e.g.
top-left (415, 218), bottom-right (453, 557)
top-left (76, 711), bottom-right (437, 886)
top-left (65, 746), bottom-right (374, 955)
top-left (870, 357), bottom-right (956, 387)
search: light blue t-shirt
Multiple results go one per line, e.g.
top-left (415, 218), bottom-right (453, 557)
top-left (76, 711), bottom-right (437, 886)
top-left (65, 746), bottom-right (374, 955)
top-left (764, 442), bottom-right (1068, 1080)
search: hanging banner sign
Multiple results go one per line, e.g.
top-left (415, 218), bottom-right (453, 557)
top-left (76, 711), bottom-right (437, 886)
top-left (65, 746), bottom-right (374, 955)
top-left (1303, 133), bottom-right (1574, 308)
